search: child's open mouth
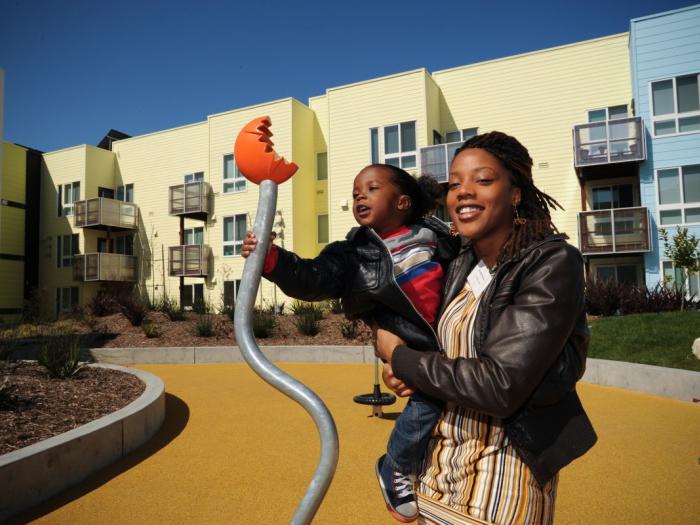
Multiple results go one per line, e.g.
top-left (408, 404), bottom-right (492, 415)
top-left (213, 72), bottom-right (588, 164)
top-left (356, 205), bottom-right (371, 218)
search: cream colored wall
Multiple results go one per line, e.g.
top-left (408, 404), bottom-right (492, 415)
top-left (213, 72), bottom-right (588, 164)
top-left (112, 121), bottom-right (208, 305)
top-left (291, 99), bottom-right (317, 258)
top-left (432, 33), bottom-right (632, 246)
top-left (309, 96), bottom-right (330, 254)
top-left (324, 69), bottom-right (430, 241)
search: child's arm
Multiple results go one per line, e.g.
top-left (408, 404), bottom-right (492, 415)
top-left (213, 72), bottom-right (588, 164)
top-left (243, 232), bottom-right (353, 302)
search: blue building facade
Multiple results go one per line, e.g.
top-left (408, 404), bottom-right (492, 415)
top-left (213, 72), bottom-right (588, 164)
top-left (630, 4), bottom-right (700, 295)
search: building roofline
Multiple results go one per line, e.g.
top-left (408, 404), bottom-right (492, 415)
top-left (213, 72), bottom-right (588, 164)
top-left (325, 68), bottom-right (427, 94)
top-left (433, 32), bottom-right (629, 76)
top-left (42, 144), bottom-right (88, 156)
top-left (207, 96), bottom-right (301, 119)
top-left (110, 120), bottom-right (207, 146)
top-left (631, 4), bottom-right (699, 24)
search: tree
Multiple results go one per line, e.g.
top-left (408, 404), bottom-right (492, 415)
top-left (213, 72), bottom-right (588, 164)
top-left (659, 227), bottom-right (700, 310)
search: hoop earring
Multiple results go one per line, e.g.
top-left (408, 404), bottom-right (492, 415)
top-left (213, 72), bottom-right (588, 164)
top-left (513, 206), bottom-right (527, 226)
top-left (449, 223), bottom-right (459, 236)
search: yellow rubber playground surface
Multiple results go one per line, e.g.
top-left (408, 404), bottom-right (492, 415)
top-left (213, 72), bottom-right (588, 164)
top-left (12, 363), bottom-right (700, 525)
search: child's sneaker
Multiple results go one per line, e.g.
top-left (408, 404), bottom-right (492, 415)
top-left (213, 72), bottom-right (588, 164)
top-left (375, 454), bottom-right (418, 523)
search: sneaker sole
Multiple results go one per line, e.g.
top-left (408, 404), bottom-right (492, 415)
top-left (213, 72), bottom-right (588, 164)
top-left (375, 459), bottom-right (419, 524)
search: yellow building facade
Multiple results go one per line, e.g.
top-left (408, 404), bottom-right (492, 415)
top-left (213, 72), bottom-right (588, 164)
top-left (32, 32), bottom-right (640, 316)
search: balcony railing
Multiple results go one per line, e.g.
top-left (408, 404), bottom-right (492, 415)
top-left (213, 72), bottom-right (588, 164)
top-left (419, 142), bottom-right (463, 183)
top-left (169, 181), bottom-right (211, 217)
top-left (169, 244), bottom-right (211, 277)
top-left (578, 207), bottom-right (650, 255)
top-left (73, 253), bottom-right (138, 282)
top-left (573, 117), bottom-right (646, 168)
top-left (74, 198), bottom-right (138, 230)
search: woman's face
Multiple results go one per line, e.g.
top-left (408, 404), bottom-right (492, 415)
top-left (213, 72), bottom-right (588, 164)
top-left (447, 148), bottom-right (521, 248)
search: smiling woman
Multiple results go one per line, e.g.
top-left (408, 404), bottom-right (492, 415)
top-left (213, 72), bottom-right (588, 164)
top-left (375, 131), bottom-right (597, 525)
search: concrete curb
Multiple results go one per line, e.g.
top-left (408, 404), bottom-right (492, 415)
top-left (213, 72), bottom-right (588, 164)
top-left (88, 346), bottom-right (700, 403)
top-left (0, 364), bottom-right (165, 522)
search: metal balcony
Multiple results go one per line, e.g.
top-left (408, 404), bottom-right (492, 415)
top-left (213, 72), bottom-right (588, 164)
top-left (74, 198), bottom-right (138, 231)
top-left (578, 207), bottom-right (651, 255)
top-left (573, 117), bottom-right (646, 168)
top-left (169, 181), bottom-right (211, 220)
top-left (419, 142), bottom-right (463, 183)
top-left (74, 253), bottom-right (138, 282)
top-left (168, 244), bottom-right (211, 277)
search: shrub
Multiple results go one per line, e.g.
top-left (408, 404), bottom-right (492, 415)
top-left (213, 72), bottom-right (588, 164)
top-left (252, 307), bottom-right (276, 338)
top-left (0, 376), bottom-right (18, 409)
top-left (119, 294), bottom-right (149, 326)
top-left (290, 300), bottom-right (324, 320)
top-left (340, 320), bottom-right (360, 339)
top-left (585, 277), bottom-right (624, 316)
top-left (87, 291), bottom-right (119, 317)
top-left (195, 315), bottom-right (215, 337)
top-left (21, 287), bottom-right (51, 324)
top-left (328, 298), bottom-right (343, 314)
top-left (37, 332), bottom-right (83, 379)
top-left (220, 303), bottom-right (235, 322)
top-left (154, 295), bottom-right (186, 321)
top-left (142, 322), bottom-right (160, 338)
top-left (192, 297), bottom-right (210, 315)
top-left (296, 311), bottom-right (321, 336)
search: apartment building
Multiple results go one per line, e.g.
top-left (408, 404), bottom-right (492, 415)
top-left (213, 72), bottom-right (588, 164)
top-left (11, 5), bottom-right (699, 316)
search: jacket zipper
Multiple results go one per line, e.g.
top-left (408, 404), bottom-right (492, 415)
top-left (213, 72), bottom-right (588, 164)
top-left (368, 229), bottom-right (444, 354)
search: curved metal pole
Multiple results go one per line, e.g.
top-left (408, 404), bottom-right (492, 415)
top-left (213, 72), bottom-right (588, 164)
top-left (234, 180), bottom-right (339, 525)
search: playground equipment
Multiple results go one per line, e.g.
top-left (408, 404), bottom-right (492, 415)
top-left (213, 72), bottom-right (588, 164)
top-left (233, 116), bottom-right (339, 525)
top-left (353, 357), bottom-right (396, 417)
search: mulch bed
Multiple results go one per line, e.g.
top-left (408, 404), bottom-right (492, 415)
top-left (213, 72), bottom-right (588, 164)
top-left (0, 362), bottom-right (145, 456)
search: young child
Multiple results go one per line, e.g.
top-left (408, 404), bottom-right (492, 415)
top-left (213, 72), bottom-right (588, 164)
top-left (242, 164), bottom-right (460, 522)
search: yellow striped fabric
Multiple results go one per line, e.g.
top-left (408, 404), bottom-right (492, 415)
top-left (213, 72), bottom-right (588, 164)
top-left (416, 284), bottom-right (558, 525)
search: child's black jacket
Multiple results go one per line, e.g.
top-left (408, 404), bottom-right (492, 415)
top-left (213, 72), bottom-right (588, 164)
top-left (264, 216), bottom-right (461, 353)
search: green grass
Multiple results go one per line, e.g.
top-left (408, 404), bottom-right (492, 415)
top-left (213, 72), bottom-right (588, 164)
top-left (588, 310), bottom-right (700, 372)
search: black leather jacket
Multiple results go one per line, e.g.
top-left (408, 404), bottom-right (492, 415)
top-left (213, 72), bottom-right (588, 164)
top-left (264, 216), bottom-right (461, 352)
top-left (392, 234), bottom-right (597, 486)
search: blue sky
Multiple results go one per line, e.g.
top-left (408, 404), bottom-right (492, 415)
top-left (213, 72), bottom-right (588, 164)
top-left (0, 0), bottom-right (694, 152)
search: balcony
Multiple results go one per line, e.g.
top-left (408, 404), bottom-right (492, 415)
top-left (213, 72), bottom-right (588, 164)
top-left (74, 198), bottom-right (138, 231)
top-left (169, 244), bottom-right (211, 277)
top-left (573, 117), bottom-right (646, 168)
top-left (578, 207), bottom-right (651, 255)
top-left (169, 181), bottom-right (211, 220)
top-left (419, 142), bottom-right (463, 183)
top-left (74, 253), bottom-right (138, 282)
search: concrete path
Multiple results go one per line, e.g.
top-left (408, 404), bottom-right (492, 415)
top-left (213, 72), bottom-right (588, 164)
top-left (11, 363), bottom-right (700, 525)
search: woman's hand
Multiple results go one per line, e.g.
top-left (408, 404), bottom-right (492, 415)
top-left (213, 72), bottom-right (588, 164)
top-left (374, 327), bottom-right (406, 363)
top-left (241, 231), bottom-right (276, 258)
top-left (382, 362), bottom-right (414, 397)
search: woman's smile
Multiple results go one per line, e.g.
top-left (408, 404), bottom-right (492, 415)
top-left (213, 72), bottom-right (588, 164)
top-left (454, 204), bottom-right (485, 221)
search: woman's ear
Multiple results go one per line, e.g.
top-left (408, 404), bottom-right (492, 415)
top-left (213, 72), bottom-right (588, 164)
top-left (397, 195), bottom-right (412, 211)
top-left (512, 187), bottom-right (522, 207)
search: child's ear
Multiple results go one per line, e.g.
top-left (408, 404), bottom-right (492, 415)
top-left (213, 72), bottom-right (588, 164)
top-left (397, 195), bottom-right (411, 211)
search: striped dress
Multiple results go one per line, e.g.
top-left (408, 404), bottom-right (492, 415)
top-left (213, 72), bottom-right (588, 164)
top-left (417, 283), bottom-right (558, 525)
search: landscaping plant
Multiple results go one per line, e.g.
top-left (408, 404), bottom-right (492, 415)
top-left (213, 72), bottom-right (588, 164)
top-left (0, 376), bottom-right (18, 409)
top-left (37, 332), bottom-right (84, 379)
top-left (659, 227), bottom-right (700, 310)
top-left (119, 294), bottom-right (149, 326)
top-left (296, 311), bottom-right (321, 336)
top-left (195, 314), bottom-right (215, 337)
top-left (142, 322), bottom-right (160, 338)
top-left (87, 291), bottom-right (119, 317)
top-left (252, 307), bottom-right (276, 338)
top-left (340, 319), bottom-right (359, 339)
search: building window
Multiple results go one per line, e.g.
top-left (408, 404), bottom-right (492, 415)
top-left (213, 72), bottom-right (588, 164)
top-left (657, 165), bottom-right (700, 225)
top-left (184, 227), bottom-right (204, 245)
top-left (181, 283), bottom-right (204, 309)
top-left (223, 214), bottom-right (246, 256)
top-left (57, 234), bottom-right (79, 268)
top-left (651, 74), bottom-right (700, 136)
top-left (115, 235), bottom-right (134, 255)
top-left (591, 184), bottom-right (634, 210)
top-left (433, 131), bottom-right (443, 145)
top-left (223, 155), bottom-right (247, 193)
top-left (595, 264), bottom-right (638, 286)
top-left (317, 214), bottom-right (329, 244)
top-left (56, 287), bottom-right (79, 315)
top-left (223, 280), bottom-right (241, 309)
top-left (116, 184), bottom-right (134, 202)
top-left (384, 121), bottom-right (416, 169)
top-left (662, 261), bottom-right (699, 296)
top-left (370, 128), bottom-right (379, 163)
top-left (316, 153), bottom-right (328, 181)
top-left (184, 172), bottom-right (204, 183)
top-left (445, 128), bottom-right (478, 144)
top-left (58, 181), bottom-right (80, 216)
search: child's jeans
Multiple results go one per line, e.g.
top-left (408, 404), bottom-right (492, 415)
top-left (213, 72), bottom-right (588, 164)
top-left (385, 391), bottom-right (443, 475)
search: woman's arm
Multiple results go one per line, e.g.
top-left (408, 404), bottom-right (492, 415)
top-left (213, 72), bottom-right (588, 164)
top-left (386, 243), bottom-right (586, 419)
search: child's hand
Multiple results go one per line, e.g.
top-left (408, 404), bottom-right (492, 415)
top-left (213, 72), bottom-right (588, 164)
top-left (374, 327), bottom-right (406, 362)
top-left (382, 362), bottom-right (414, 397)
top-left (241, 231), bottom-right (276, 258)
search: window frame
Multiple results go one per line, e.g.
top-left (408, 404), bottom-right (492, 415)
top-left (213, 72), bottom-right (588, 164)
top-left (445, 127), bottom-right (479, 144)
top-left (369, 121), bottom-right (417, 169)
top-left (223, 214), bottom-right (247, 257)
top-left (223, 280), bottom-right (241, 309)
top-left (116, 183), bottom-right (134, 202)
top-left (649, 74), bottom-right (700, 138)
top-left (58, 181), bottom-right (80, 216)
top-left (184, 226), bottom-right (204, 246)
top-left (184, 172), bottom-right (204, 184)
top-left (316, 152), bottom-right (328, 181)
top-left (57, 234), bottom-right (79, 268)
top-left (223, 154), bottom-right (247, 194)
top-left (654, 164), bottom-right (700, 227)
top-left (56, 287), bottom-right (79, 315)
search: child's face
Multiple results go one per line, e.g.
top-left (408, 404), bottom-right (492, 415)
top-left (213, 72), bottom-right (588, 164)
top-left (352, 166), bottom-right (410, 235)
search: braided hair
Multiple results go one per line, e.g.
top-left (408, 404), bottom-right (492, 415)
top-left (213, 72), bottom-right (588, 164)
top-left (453, 131), bottom-right (566, 263)
top-left (370, 164), bottom-right (442, 224)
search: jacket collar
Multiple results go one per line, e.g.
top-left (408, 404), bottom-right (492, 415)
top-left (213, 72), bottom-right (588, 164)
top-left (345, 215), bottom-right (453, 242)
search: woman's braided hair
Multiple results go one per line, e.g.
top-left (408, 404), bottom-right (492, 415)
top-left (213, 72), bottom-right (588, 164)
top-left (453, 131), bottom-right (566, 263)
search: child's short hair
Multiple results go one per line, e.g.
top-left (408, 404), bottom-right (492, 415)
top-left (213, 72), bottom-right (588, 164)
top-left (370, 164), bottom-right (442, 224)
